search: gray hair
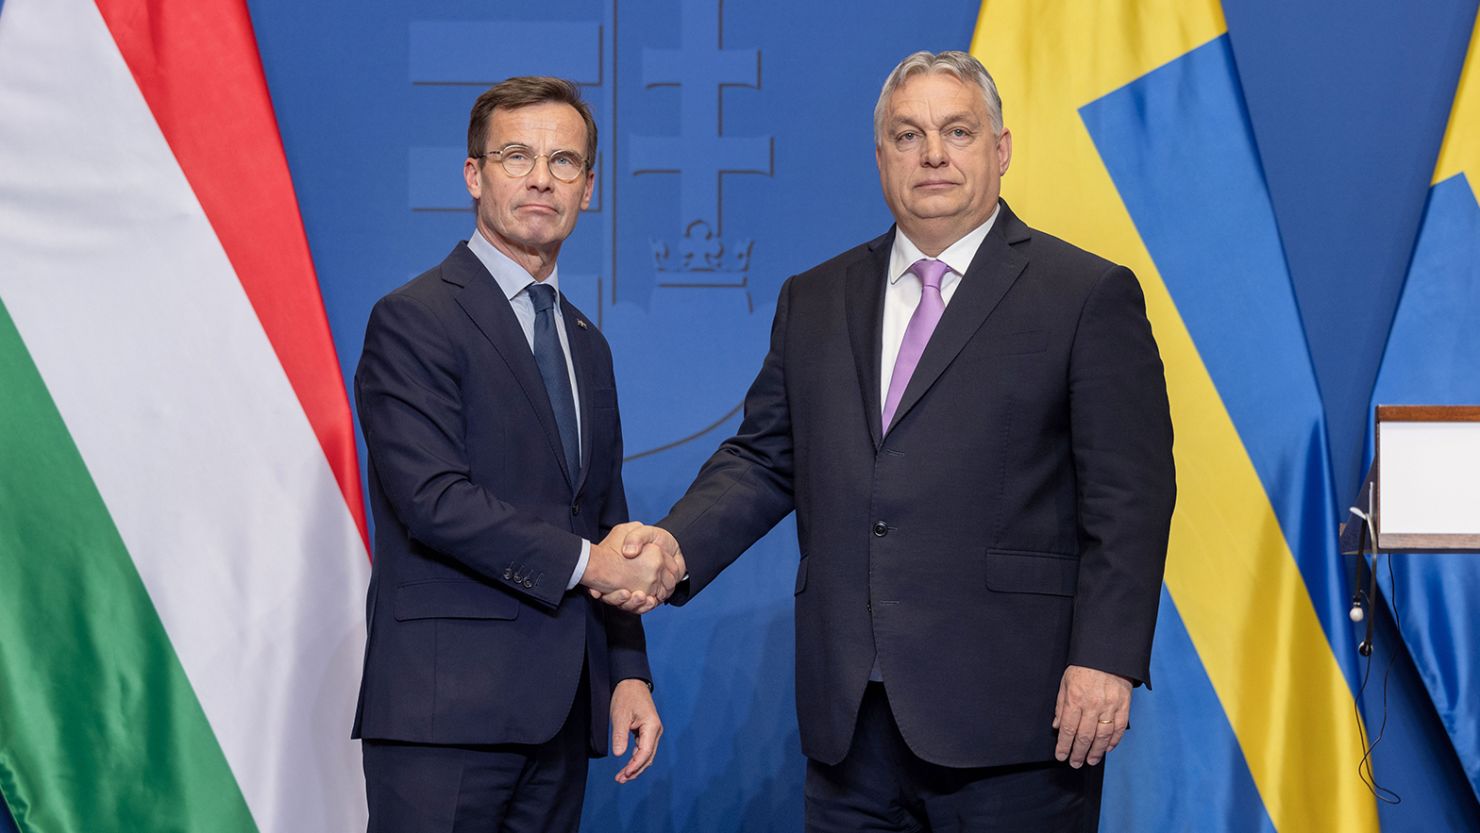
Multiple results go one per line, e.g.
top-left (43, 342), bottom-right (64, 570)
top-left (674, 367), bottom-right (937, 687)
top-left (873, 51), bottom-right (1004, 146)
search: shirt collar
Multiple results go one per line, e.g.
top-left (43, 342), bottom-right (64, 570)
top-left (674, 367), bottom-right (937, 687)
top-left (888, 203), bottom-right (1001, 285)
top-left (468, 229), bottom-right (562, 303)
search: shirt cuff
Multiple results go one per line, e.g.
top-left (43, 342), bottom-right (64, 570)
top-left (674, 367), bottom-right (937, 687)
top-left (567, 538), bottom-right (592, 590)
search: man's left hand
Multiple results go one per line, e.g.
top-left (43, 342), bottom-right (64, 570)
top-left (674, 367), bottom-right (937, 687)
top-left (1052, 664), bottom-right (1132, 768)
top-left (610, 678), bottom-right (662, 783)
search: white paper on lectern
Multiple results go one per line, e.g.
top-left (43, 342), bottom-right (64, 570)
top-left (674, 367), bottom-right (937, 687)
top-left (1380, 421), bottom-right (1480, 535)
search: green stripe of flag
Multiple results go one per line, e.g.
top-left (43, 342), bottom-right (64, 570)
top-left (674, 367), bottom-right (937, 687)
top-left (0, 298), bottom-right (258, 833)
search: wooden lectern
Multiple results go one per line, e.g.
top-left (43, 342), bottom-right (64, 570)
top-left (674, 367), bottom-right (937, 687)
top-left (1357, 405), bottom-right (1480, 552)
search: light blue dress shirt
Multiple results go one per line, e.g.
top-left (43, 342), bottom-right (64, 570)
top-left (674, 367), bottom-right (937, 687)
top-left (467, 231), bottom-right (590, 590)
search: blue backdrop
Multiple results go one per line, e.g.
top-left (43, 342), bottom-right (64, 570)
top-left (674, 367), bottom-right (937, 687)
top-left (251, 1), bottom-right (980, 830)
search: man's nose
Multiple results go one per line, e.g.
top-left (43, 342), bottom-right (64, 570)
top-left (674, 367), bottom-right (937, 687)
top-left (525, 155), bottom-right (555, 188)
top-left (921, 132), bottom-right (948, 167)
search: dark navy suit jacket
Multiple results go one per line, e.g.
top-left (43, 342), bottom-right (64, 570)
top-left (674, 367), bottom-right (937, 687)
top-left (351, 242), bottom-right (648, 754)
top-left (662, 202), bottom-right (1175, 768)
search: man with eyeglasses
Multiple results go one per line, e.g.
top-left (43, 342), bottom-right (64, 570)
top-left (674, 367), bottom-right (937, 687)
top-left (615, 51), bottom-right (1176, 831)
top-left (351, 76), bottom-right (680, 832)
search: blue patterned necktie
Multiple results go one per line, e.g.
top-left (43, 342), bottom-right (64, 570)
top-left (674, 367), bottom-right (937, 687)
top-left (526, 282), bottom-right (580, 480)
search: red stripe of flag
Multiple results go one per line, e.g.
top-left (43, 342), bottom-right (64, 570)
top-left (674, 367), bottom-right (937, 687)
top-left (94, 0), bottom-right (369, 549)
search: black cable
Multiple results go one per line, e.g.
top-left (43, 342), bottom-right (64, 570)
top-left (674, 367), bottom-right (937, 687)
top-left (1353, 516), bottom-right (1371, 656)
top-left (1350, 538), bottom-right (1402, 805)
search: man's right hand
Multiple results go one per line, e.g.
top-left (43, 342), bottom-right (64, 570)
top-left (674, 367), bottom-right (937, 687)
top-left (598, 524), bottom-right (685, 613)
top-left (582, 522), bottom-right (682, 614)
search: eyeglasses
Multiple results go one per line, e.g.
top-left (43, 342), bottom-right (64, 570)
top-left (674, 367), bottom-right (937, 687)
top-left (476, 144), bottom-right (588, 182)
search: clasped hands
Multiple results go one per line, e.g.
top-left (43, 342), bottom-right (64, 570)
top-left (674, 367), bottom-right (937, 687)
top-left (580, 522), bottom-right (684, 614)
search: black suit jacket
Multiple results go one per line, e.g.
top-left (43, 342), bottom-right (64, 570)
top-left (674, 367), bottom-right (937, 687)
top-left (662, 202), bottom-right (1175, 768)
top-left (351, 242), bottom-right (648, 753)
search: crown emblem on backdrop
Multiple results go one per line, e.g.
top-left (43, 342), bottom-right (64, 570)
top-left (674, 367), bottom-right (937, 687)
top-left (652, 220), bottom-right (753, 274)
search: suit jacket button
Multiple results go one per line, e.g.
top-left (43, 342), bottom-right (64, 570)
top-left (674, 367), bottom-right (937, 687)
top-left (571, 502), bottom-right (581, 516)
top-left (872, 521), bottom-right (888, 537)
top-left (503, 567), bottom-right (514, 580)
top-left (523, 578), bottom-right (533, 588)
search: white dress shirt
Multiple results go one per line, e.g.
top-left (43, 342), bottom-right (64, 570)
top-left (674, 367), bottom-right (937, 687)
top-left (870, 206), bottom-right (1002, 680)
top-left (467, 230), bottom-right (590, 589)
top-left (879, 205), bottom-right (1000, 410)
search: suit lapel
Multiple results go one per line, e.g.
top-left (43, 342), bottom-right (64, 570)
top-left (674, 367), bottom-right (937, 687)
top-left (885, 205), bottom-right (1030, 436)
top-left (846, 230), bottom-right (894, 451)
top-left (447, 244), bottom-right (575, 488)
top-left (562, 299), bottom-right (597, 497)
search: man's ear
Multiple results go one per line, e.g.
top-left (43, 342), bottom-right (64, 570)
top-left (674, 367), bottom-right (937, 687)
top-left (464, 157), bottom-right (482, 200)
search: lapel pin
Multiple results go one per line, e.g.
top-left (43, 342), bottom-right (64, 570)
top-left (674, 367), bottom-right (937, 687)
top-left (575, 319), bottom-right (588, 330)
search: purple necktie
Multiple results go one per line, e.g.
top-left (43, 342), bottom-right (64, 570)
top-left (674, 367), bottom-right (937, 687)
top-left (881, 258), bottom-right (950, 433)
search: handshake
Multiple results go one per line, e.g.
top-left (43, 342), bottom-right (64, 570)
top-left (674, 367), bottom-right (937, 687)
top-left (580, 522), bottom-right (686, 614)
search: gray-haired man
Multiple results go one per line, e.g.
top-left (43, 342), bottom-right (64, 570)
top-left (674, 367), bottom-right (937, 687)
top-left (618, 51), bottom-right (1176, 831)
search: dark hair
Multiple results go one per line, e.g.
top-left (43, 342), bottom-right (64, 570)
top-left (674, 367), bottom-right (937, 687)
top-left (467, 76), bottom-right (597, 168)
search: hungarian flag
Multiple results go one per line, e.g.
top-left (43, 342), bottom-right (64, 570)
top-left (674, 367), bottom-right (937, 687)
top-left (0, 0), bottom-right (370, 830)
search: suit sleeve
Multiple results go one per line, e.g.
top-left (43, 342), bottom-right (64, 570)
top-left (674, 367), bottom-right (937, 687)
top-left (355, 292), bottom-right (582, 610)
top-left (1064, 265), bottom-right (1176, 687)
top-left (597, 372), bottom-right (651, 686)
top-left (661, 275), bottom-right (800, 604)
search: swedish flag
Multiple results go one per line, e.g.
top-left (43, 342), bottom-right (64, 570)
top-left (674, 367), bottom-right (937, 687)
top-left (973, 1), bottom-right (1480, 829)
